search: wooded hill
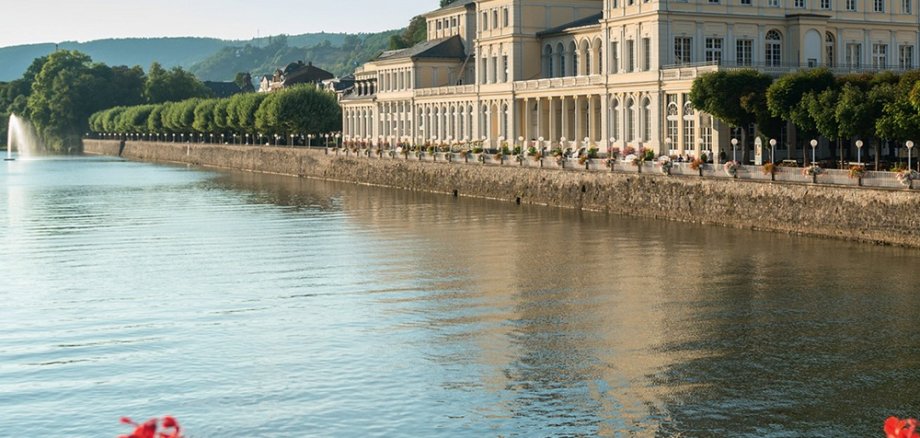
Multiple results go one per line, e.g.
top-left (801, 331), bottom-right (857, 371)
top-left (0, 31), bottom-right (396, 83)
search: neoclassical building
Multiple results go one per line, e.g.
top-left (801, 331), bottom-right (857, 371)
top-left (340, 0), bottom-right (918, 161)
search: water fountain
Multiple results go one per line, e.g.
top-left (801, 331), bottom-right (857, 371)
top-left (6, 114), bottom-right (40, 161)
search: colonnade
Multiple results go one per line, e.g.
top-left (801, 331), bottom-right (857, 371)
top-left (342, 91), bottom-right (721, 156)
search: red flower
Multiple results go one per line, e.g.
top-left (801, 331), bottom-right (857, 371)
top-left (118, 416), bottom-right (182, 438)
top-left (886, 417), bottom-right (919, 438)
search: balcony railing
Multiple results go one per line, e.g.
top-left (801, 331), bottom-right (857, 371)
top-left (513, 75), bottom-right (606, 92)
top-left (661, 60), bottom-right (914, 76)
top-left (415, 84), bottom-right (477, 97)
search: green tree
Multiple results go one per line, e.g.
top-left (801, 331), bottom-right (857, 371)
top-left (690, 69), bottom-right (773, 161)
top-left (144, 62), bottom-right (211, 104)
top-left (192, 99), bottom-right (219, 133)
top-left (766, 68), bottom-right (835, 161)
top-left (254, 85), bottom-right (341, 136)
top-left (27, 51), bottom-right (111, 150)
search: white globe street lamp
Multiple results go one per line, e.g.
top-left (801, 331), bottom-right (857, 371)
top-left (810, 139), bottom-right (818, 165)
top-left (731, 138), bottom-right (738, 162)
top-left (769, 138), bottom-right (777, 164)
top-left (856, 140), bottom-right (864, 165)
top-left (907, 140), bottom-right (915, 171)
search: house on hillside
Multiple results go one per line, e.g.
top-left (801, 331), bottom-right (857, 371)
top-left (323, 75), bottom-right (356, 101)
top-left (258, 61), bottom-right (334, 93)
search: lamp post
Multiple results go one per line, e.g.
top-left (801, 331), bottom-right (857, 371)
top-left (665, 137), bottom-right (672, 156)
top-left (769, 138), bottom-right (777, 164)
top-left (856, 140), bottom-right (864, 165)
top-left (810, 139), bottom-right (818, 165)
top-left (907, 140), bottom-right (915, 171)
top-left (731, 138), bottom-right (738, 163)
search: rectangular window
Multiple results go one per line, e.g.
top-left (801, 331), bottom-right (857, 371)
top-left (502, 55), bottom-right (509, 82)
top-left (492, 56), bottom-right (498, 83)
top-left (736, 40), bottom-right (752, 66)
top-left (611, 42), bottom-right (620, 73)
top-left (846, 43), bottom-right (862, 67)
top-left (481, 58), bottom-right (488, 84)
top-left (709, 0), bottom-right (720, 3)
top-left (821, 0), bottom-right (831, 8)
top-left (873, 43), bottom-right (888, 68)
top-left (905, 0), bottom-right (913, 13)
top-left (626, 40), bottom-right (636, 71)
top-left (741, 0), bottom-right (752, 5)
top-left (769, 0), bottom-right (780, 6)
top-left (493, 10), bottom-right (499, 28)
top-left (642, 38), bottom-right (651, 71)
top-left (628, 0), bottom-right (635, 6)
top-left (705, 38), bottom-right (723, 64)
top-left (874, 0), bottom-right (885, 11)
top-left (847, 0), bottom-right (857, 9)
top-left (675, 37), bottom-right (692, 65)
top-left (795, 0), bottom-right (806, 7)
top-left (482, 12), bottom-right (488, 30)
top-left (900, 45), bottom-right (914, 68)
top-left (503, 9), bottom-right (509, 27)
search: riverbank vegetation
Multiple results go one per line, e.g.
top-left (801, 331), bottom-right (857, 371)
top-left (692, 68), bottom-right (920, 170)
top-left (0, 50), bottom-right (211, 152)
top-left (87, 84), bottom-right (341, 140)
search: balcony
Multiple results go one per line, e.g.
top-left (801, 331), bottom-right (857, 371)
top-left (512, 75), bottom-right (606, 92)
top-left (661, 60), bottom-right (913, 79)
top-left (414, 84), bottom-right (477, 97)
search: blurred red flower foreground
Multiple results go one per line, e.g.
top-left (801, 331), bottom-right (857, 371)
top-left (119, 416), bottom-right (182, 438)
top-left (886, 417), bottom-right (919, 438)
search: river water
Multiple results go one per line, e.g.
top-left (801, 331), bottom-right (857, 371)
top-left (1, 155), bottom-right (918, 437)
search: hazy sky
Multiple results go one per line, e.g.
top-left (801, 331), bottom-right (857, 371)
top-left (0, 0), bottom-right (436, 47)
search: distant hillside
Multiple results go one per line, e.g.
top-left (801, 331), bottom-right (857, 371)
top-left (0, 32), bottom-right (392, 82)
top-left (0, 38), bottom-right (229, 81)
top-left (188, 31), bottom-right (398, 81)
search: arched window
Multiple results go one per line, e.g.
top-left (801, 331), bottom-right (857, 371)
top-left (626, 98), bottom-right (635, 142)
top-left (569, 41), bottom-right (578, 77)
top-left (544, 45), bottom-right (554, 78)
top-left (766, 30), bottom-right (783, 67)
top-left (825, 32), bottom-right (836, 67)
top-left (580, 40), bottom-right (591, 76)
top-left (593, 38), bottom-right (604, 75)
top-left (557, 43), bottom-right (566, 77)
top-left (666, 100), bottom-right (679, 153)
top-left (683, 101), bottom-right (696, 154)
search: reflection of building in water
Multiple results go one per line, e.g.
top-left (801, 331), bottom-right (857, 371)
top-left (342, 0), bottom-right (918, 160)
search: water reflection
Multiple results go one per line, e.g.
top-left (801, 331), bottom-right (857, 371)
top-left (3, 160), bottom-right (919, 437)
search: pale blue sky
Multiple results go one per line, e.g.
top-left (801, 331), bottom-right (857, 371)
top-left (0, 0), bottom-right (437, 47)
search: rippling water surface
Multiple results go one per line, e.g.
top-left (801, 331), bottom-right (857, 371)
top-left (2, 155), bottom-right (919, 437)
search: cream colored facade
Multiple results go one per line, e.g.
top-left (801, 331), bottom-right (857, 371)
top-left (340, 0), bottom-right (919, 161)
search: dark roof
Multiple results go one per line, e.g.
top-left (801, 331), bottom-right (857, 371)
top-left (375, 35), bottom-right (466, 62)
top-left (203, 81), bottom-right (243, 98)
top-left (537, 13), bottom-right (603, 37)
top-left (426, 0), bottom-right (476, 15)
top-left (281, 63), bottom-right (334, 86)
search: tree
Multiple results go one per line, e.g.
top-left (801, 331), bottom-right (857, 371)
top-left (690, 69), bottom-right (773, 161)
top-left (254, 85), bottom-right (341, 136)
top-left (27, 50), bottom-right (111, 150)
top-left (234, 72), bottom-right (255, 93)
top-left (144, 62), bottom-right (211, 104)
top-left (802, 88), bottom-right (841, 162)
top-left (766, 68), bottom-right (835, 161)
top-left (192, 99), bottom-right (219, 133)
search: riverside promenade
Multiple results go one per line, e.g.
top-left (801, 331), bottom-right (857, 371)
top-left (84, 139), bottom-right (920, 248)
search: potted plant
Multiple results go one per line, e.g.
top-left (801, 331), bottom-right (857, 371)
top-left (848, 164), bottom-right (866, 179)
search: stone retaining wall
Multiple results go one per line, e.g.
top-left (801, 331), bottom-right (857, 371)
top-left (83, 139), bottom-right (920, 248)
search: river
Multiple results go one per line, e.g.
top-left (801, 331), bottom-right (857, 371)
top-left (2, 155), bottom-right (918, 437)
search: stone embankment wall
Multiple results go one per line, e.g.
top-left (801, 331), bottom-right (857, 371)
top-left (84, 139), bottom-right (920, 248)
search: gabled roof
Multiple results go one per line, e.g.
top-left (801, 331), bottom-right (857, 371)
top-left (282, 63), bottom-right (334, 86)
top-left (203, 81), bottom-right (243, 98)
top-left (375, 35), bottom-right (466, 62)
top-left (537, 13), bottom-right (604, 37)
top-left (425, 0), bottom-right (476, 16)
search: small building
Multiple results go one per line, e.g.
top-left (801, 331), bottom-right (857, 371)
top-left (259, 61), bottom-right (335, 93)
